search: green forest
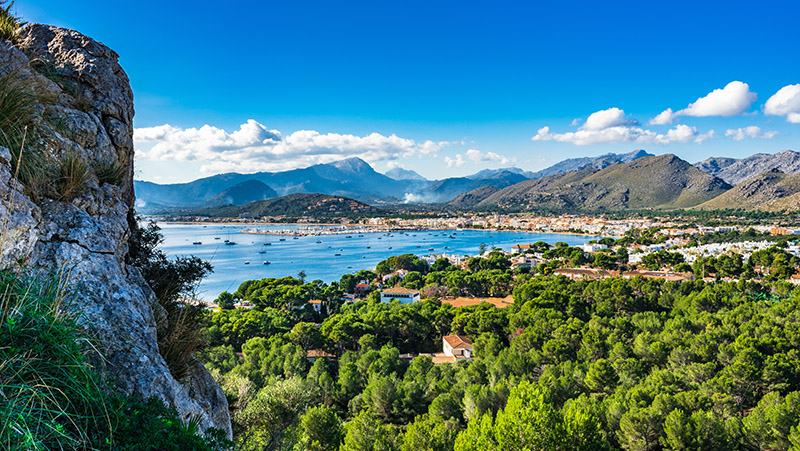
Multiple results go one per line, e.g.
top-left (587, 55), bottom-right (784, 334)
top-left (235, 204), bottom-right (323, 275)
top-left (197, 250), bottom-right (800, 451)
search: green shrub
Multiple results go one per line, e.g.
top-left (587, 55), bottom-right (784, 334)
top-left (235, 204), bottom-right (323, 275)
top-left (127, 218), bottom-right (213, 379)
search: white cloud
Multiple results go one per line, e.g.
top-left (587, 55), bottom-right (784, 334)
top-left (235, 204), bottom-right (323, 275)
top-left (465, 149), bottom-right (515, 165)
top-left (135, 119), bottom-right (449, 174)
top-left (531, 121), bottom-right (713, 146)
top-left (445, 154), bottom-right (465, 168)
top-left (650, 81), bottom-right (757, 124)
top-left (650, 108), bottom-right (675, 125)
top-left (724, 126), bottom-right (779, 141)
top-left (764, 84), bottom-right (800, 123)
top-left (444, 149), bottom-right (515, 168)
top-left (581, 107), bottom-right (638, 130)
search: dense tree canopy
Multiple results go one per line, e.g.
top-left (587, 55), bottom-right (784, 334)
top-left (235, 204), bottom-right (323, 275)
top-left (198, 249), bottom-right (800, 450)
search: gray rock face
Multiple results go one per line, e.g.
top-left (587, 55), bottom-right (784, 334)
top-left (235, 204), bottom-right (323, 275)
top-left (15, 24), bottom-right (136, 205)
top-left (0, 25), bottom-right (231, 437)
top-left (694, 150), bottom-right (800, 185)
top-left (0, 147), bottom-right (40, 267)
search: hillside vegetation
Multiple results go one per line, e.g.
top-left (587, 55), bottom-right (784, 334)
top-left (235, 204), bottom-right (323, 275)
top-left (191, 193), bottom-right (381, 218)
top-left (198, 250), bottom-right (800, 450)
top-left (695, 169), bottom-right (800, 212)
top-left (466, 154), bottom-right (731, 211)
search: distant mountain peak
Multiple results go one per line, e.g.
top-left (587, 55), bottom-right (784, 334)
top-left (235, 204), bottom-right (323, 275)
top-left (329, 157), bottom-right (373, 172)
top-left (385, 167), bottom-right (428, 181)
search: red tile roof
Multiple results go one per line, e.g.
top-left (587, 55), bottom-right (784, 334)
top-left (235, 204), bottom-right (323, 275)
top-left (443, 334), bottom-right (473, 348)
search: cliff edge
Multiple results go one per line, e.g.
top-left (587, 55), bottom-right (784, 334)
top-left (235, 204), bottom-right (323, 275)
top-left (0, 24), bottom-right (231, 437)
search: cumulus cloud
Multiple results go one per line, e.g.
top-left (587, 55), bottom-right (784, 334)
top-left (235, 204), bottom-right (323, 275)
top-left (445, 154), bottom-right (465, 168)
top-left (650, 81), bottom-right (757, 124)
top-left (135, 119), bottom-right (449, 174)
top-left (465, 149), bottom-right (515, 165)
top-left (581, 107), bottom-right (638, 130)
top-left (444, 149), bottom-right (515, 168)
top-left (724, 126), bottom-right (779, 141)
top-left (764, 84), bottom-right (800, 123)
top-left (531, 110), bottom-right (713, 146)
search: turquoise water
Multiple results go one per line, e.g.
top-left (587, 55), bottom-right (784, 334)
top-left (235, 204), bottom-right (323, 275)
top-left (155, 223), bottom-right (596, 301)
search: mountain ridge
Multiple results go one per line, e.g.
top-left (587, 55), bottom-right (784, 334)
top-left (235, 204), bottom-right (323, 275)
top-left (469, 154), bottom-right (732, 211)
top-left (693, 149), bottom-right (800, 185)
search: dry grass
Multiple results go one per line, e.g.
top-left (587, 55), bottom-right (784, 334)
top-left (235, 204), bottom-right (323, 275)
top-left (0, 71), bottom-right (50, 200)
top-left (53, 151), bottom-right (90, 201)
top-left (156, 299), bottom-right (207, 380)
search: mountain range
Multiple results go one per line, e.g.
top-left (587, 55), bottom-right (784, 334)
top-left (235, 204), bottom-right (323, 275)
top-left (457, 154), bottom-right (732, 211)
top-left (135, 149), bottom-right (800, 214)
top-left (693, 150), bottom-right (800, 185)
top-left (134, 150), bottom-right (655, 213)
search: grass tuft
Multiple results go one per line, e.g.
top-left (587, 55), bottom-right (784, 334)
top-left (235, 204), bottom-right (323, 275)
top-left (94, 158), bottom-right (127, 186)
top-left (0, 269), bottom-right (110, 450)
top-left (53, 151), bottom-right (90, 201)
top-left (0, 1), bottom-right (23, 45)
top-left (0, 70), bottom-right (50, 200)
top-left (0, 269), bottom-right (233, 450)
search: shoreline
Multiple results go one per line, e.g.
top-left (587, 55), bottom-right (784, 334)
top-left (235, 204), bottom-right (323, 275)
top-left (151, 221), bottom-right (602, 238)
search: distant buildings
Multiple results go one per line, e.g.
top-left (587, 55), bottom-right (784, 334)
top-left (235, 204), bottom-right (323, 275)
top-left (553, 267), bottom-right (617, 280)
top-left (308, 299), bottom-right (324, 312)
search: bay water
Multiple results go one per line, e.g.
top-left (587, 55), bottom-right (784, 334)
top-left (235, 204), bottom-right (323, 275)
top-left (155, 223), bottom-right (596, 301)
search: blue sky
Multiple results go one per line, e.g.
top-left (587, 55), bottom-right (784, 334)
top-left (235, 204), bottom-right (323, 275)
top-left (16, 0), bottom-right (800, 183)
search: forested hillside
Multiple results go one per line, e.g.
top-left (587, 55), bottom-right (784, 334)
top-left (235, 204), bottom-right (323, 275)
top-left (198, 251), bottom-right (800, 450)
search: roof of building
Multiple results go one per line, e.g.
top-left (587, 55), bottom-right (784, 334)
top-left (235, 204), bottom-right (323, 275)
top-left (306, 349), bottom-right (335, 358)
top-left (622, 271), bottom-right (694, 281)
top-left (443, 295), bottom-right (514, 309)
top-left (308, 299), bottom-right (323, 304)
top-left (553, 267), bottom-right (616, 278)
top-left (382, 287), bottom-right (420, 295)
top-left (443, 334), bottom-right (473, 348)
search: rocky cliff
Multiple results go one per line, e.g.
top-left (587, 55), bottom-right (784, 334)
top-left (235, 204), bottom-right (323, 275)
top-left (0, 24), bottom-right (231, 437)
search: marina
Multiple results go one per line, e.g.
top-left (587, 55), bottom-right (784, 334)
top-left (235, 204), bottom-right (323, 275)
top-left (156, 223), bottom-right (596, 301)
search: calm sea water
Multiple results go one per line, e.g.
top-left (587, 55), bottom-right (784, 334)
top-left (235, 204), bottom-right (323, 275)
top-left (155, 223), bottom-right (596, 301)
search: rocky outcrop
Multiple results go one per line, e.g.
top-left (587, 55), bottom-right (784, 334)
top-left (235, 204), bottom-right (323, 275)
top-left (694, 150), bottom-right (800, 185)
top-left (0, 25), bottom-right (231, 437)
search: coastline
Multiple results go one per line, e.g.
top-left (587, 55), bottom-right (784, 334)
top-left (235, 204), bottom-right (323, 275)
top-left (152, 220), bottom-right (603, 238)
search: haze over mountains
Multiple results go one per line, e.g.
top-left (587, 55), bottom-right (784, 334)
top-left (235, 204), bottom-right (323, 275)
top-left (135, 149), bottom-right (800, 213)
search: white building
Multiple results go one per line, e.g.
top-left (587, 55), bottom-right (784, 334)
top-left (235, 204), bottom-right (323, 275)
top-left (581, 243), bottom-right (607, 253)
top-left (380, 287), bottom-right (420, 304)
top-left (442, 335), bottom-right (473, 358)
